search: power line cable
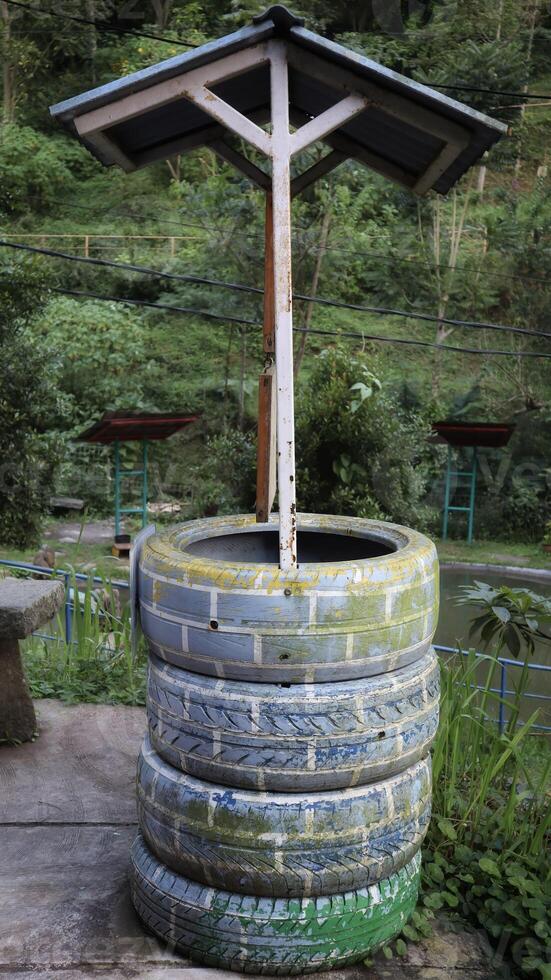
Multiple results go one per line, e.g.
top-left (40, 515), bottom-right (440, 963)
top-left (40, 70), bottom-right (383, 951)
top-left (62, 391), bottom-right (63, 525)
top-left (2, 0), bottom-right (199, 45)
top-left (4, 1), bottom-right (551, 101)
top-left (430, 83), bottom-right (551, 100)
top-left (25, 195), bottom-right (551, 288)
top-left (2, 238), bottom-right (550, 342)
top-left (31, 282), bottom-right (551, 360)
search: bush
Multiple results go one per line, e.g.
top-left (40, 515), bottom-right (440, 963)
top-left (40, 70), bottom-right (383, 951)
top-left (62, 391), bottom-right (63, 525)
top-left (188, 429), bottom-right (256, 517)
top-left (0, 270), bottom-right (63, 547)
top-left (0, 125), bottom-right (83, 214)
top-left (295, 347), bottom-right (434, 528)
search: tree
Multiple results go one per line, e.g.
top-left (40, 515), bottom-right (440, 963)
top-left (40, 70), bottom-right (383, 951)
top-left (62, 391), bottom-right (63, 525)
top-left (0, 268), bottom-right (64, 546)
top-left (295, 346), bottom-right (433, 528)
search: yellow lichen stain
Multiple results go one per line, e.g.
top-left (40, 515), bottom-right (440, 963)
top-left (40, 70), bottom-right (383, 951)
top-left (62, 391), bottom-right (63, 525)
top-left (142, 514), bottom-right (439, 599)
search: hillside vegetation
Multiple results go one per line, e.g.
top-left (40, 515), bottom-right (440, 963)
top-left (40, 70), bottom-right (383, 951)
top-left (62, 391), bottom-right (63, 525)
top-left (1, 0), bottom-right (550, 545)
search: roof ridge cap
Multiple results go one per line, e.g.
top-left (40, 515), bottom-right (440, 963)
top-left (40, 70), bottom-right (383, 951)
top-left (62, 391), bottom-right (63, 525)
top-left (252, 5), bottom-right (305, 34)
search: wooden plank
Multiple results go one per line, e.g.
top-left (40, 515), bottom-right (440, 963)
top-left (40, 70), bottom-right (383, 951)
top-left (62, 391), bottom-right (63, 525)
top-left (290, 92), bottom-right (368, 157)
top-left (413, 138), bottom-right (469, 195)
top-left (135, 107), bottom-right (271, 170)
top-left (78, 128), bottom-right (136, 172)
top-left (181, 83), bottom-right (271, 157)
top-left (74, 44), bottom-right (270, 137)
top-left (255, 365), bottom-right (276, 523)
top-left (291, 149), bottom-right (347, 198)
top-left (263, 192), bottom-right (275, 356)
top-left (285, 42), bottom-right (470, 148)
top-left (268, 40), bottom-right (297, 568)
top-left (211, 139), bottom-right (272, 190)
top-left (289, 109), bottom-right (417, 190)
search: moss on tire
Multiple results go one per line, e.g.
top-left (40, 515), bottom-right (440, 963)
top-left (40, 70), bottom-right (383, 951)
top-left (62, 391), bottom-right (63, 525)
top-left (131, 834), bottom-right (421, 975)
top-left (138, 513), bottom-right (439, 683)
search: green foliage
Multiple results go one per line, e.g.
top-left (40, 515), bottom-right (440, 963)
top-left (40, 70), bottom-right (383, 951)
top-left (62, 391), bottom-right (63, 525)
top-left (457, 581), bottom-right (551, 657)
top-left (296, 347), bottom-right (433, 527)
top-left (23, 572), bottom-right (146, 705)
top-left (0, 125), bottom-right (89, 214)
top-left (187, 429), bottom-right (257, 518)
top-left (391, 589), bottom-right (551, 979)
top-left (0, 269), bottom-right (64, 546)
top-left (2, 0), bottom-right (551, 529)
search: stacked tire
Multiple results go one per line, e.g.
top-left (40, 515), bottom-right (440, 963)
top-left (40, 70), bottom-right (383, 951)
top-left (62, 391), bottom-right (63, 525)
top-left (131, 514), bottom-right (439, 975)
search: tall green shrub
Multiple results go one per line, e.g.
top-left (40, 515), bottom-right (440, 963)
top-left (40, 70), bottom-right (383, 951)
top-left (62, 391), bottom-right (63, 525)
top-left (295, 347), bottom-right (433, 527)
top-left (0, 269), bottom-right (63, 546)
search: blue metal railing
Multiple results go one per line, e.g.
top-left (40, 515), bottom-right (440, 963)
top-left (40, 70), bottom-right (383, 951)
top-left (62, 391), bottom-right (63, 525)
top-left (1, 558), bottom-right (549, 734)
top-left (0, 558), bottom-right (129, 645)
top-left (435, 643), bottom-right (551, 733)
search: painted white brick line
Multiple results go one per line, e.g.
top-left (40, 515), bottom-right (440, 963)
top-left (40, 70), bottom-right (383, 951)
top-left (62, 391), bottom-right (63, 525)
top-left (308, 591), bottom-right (317, 625)
top-left (209, 589), bottom-right (218, 621)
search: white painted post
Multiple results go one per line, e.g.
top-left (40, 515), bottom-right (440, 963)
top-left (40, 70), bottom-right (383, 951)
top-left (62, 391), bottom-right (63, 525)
top-left (269, 41), bottom-right (297, 570)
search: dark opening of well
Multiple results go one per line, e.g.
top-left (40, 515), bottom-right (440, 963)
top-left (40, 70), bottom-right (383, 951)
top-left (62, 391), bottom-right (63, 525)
top-left (186, 529), bottom-right (396, 563)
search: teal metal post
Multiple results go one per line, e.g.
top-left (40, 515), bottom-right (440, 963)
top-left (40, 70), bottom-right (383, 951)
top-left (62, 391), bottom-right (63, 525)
top-left (467, 447), bottom-right (477, 544)
top-left (441, 445), bottom-right (478, 543)
top-left (114, 440), bottom-right (121, 536)
top-left (115, 440), bottom-right (149, 532)
top-left (141, 440), bottom-right (148, 528)
top-left (442, 445), bottom-right (452, 541)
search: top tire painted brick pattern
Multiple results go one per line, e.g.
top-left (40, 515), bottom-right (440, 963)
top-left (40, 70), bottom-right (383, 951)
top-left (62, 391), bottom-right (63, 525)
top-left (138, 514), bottom-right (439, 683)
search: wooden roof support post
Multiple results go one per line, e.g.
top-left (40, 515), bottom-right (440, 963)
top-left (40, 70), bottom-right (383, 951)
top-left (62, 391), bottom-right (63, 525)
top-left (256, 192), bottom-right (277, 524)
top-left (270, 41), bottom-right (297, 569)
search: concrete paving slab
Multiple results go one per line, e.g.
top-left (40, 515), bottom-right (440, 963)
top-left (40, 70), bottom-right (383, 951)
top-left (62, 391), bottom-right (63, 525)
top-left (0, 700), bottom-right (144, 824)
top-left (0, 578), bottom-right (65, 638)
top-left (0, 700), bottom-right (499, 979)
top-left (44, 520), bottom-right (121, 545)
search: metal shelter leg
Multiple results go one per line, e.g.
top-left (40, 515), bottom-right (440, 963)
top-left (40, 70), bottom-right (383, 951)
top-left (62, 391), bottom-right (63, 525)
top-left (256, 192), bottom-right (276, 524)
top-left (442, 445), bottom-right (452, 541)
top-left (142, 440), bottom-right (148, 528)
top-left (442, 444), bottom-right (478, 543)
top-left (114, 439), bottom-right (148, 533)
top-left (467, 447), bottom-right (478, 544)
top-left (114, 440), bottom-right (121, 537)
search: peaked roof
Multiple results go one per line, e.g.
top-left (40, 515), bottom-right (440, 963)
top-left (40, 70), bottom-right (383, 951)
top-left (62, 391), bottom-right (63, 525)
top-left (50, 4), bottom-right (506, 195)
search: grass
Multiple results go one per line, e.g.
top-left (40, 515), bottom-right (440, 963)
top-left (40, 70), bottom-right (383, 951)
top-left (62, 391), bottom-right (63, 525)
top-left (3, 519), bottom-right (551, 583)
top-left (22, 571), bottom-right (145, 705)
top-left (436, 538), bottom-right (551, 571)
top-left (379, 649), bottom-right (551, 979)
top-left (0, 516), bottom-right (136, 580)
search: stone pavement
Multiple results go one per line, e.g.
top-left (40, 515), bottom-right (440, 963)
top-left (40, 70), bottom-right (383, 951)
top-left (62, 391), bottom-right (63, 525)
top-left (44, 520), bottom-right (119, 545)
top-left (0, 700), bottom-right (499, 979)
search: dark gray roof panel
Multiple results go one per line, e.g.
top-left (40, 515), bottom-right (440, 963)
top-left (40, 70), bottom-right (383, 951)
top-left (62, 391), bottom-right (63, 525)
top-left (49, 5), bottom-right (507, 196)
top-left (49, 21), bottom-right (274, 125)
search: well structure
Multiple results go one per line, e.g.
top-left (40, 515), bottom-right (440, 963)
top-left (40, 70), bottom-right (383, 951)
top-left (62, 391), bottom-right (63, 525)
top-left (51, 6), bottom-right (505, 972)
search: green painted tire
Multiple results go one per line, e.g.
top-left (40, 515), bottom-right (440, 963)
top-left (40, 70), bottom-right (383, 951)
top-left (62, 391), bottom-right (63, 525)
top-left (130, 834), bottom-right (421, 975)
top-left (138, 513), bottom-right (439, 683)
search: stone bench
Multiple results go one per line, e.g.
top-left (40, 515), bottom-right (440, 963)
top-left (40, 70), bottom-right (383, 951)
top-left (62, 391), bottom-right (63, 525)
top-left (0, 578), bottom-right (65, 743)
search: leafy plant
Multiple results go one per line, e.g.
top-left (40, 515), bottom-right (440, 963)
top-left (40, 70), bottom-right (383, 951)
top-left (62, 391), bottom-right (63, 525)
top-left (0, 268), bottom-right (65, 546)
top-left (296, 347), bottom-right (433, 527)
top-left (22, 572), bottom-right (146, 705)
top-left (383, 584), bottom-right (551, 978)
top-left (457, 581), bottom-right (551, 658)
